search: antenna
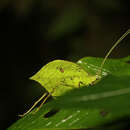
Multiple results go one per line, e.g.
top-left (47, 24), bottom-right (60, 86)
top-left (97, 29), bottom-right (130, 76)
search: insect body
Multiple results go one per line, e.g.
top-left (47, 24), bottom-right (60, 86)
top-left (30, 60), bottom-right (99, 97)
top-left (19, 29), bottom-right (130, 117)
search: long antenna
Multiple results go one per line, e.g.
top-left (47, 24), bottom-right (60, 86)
top-left (97, 29), bottom-right (130, 76)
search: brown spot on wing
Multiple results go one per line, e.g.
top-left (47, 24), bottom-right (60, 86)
top-left (59, 67), bottom-right (64, 73)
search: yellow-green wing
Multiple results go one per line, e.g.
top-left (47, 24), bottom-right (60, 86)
top-left (30, 60), bottom-right (98, 96)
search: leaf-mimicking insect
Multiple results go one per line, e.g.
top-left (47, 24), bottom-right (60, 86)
top-left (19, 29), bottom-right (130, 117)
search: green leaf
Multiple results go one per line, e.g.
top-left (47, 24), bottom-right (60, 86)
top-left (77, 56), bottom-right (130, 76)
top-left (8, 56), bottom-right (130, 129)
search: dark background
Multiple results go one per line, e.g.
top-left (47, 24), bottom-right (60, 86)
top-left (0, 0), bottom-right (130, 129)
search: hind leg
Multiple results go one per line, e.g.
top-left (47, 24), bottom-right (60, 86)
top-left (19, 92), bottom-right (48, 117)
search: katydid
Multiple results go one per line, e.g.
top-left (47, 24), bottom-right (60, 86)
top-left (19, 29), bottom-right (130, 117)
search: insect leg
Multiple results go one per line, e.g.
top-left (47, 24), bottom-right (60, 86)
top-left (78, 81), bottom-right (84, 87)
top-left (19, 92), bottom-right (47, 117)
top-left (34, 93), bottom-right (51, 113)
